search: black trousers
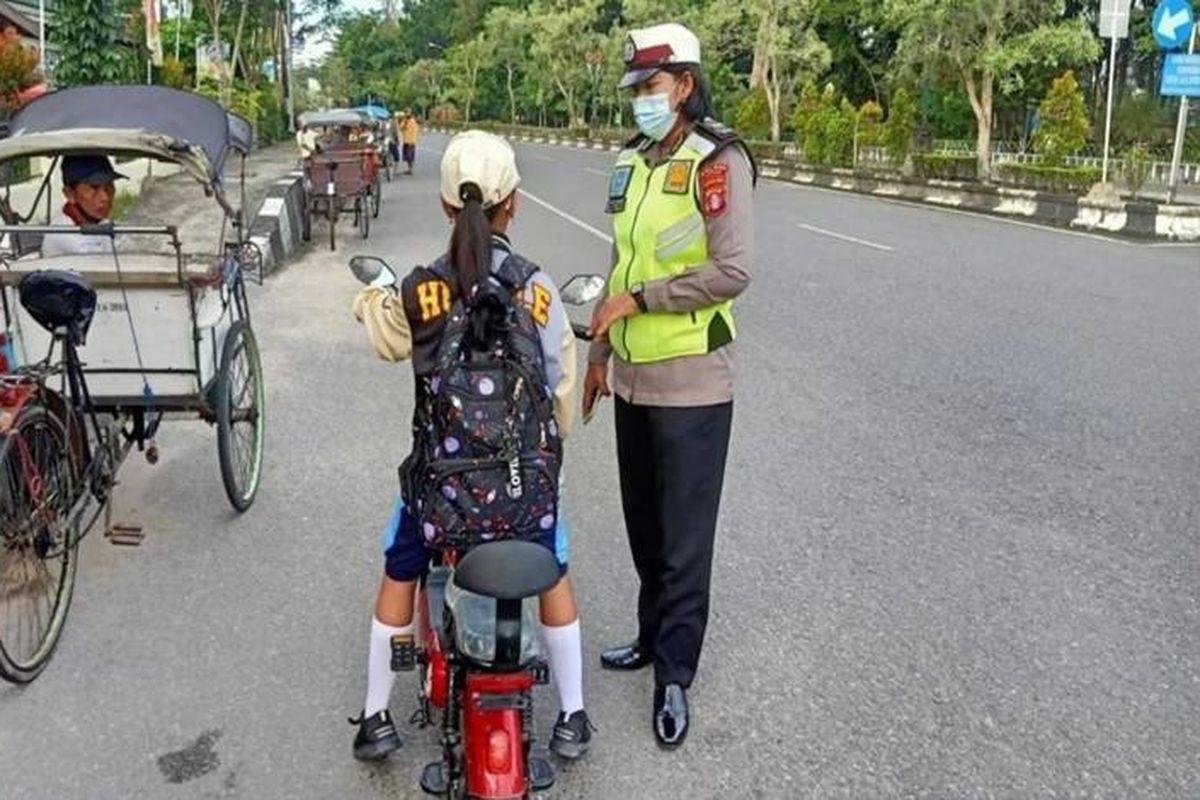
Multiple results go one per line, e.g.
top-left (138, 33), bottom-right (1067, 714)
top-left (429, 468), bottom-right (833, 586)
top-left (614, 396), bottom-right (733, 688)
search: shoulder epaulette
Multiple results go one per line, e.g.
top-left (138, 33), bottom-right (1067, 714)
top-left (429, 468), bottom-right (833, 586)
top-left (693, 118), bottom-right (759, 186)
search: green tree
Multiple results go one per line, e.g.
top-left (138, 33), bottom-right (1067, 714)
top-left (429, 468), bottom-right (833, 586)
top-left (482, 6), bottom-right (531, 124)
top-left (1034, 70), bottom-right (1088, 165)
top-left (528, 0), bottom-right (604, 129)
top-left (446, 36), bottom-right (487, 122)
top-left (51, 0), bottom-right (128, 86)
top-left (887, 0), bottom-right (1100, 179)
top-left (748, 0), bottom-right (831, 142)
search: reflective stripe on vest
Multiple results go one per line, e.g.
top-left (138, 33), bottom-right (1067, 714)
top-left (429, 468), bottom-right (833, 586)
top-left (607, 132), bottom-right (736, 364)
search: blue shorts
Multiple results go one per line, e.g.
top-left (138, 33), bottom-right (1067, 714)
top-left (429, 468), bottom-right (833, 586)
top-left (381, 494), bottom-right (569, 582)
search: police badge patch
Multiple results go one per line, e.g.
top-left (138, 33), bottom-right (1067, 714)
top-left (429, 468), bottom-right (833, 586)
top-left (606, 165), bottom-right (633, 213)
top-left (663, 160), bottom-right (692, 194)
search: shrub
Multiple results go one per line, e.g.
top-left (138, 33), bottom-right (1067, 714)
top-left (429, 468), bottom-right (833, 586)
top-left (255, 87), bottom-right (286, 146)
top-left (885, 88), bottom-right (917, 164)
top-left (993, 163), bottom-right (1102, 194)
top-left (793, 84), bottom-right (855, 167)
top-left (1122, 144), bottom-right (1152, 199)
top-left (912, 153), bottom-right (977, 181)
top-left (1035, 71), bottom-right (1089, 166)
top-left (160, 56), bottom-right (189, 90)
top-left (735, 87), bottom-right (771, 141)
top-left (0, 27), bottom-right (38, 109)
top-left (857, 100), bottom-right (885, 149)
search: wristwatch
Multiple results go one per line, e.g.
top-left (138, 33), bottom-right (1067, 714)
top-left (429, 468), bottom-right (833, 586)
top-left (630, 282), bottom-right (647, 313)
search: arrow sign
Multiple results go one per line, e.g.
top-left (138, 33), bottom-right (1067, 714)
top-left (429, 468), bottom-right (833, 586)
top-left (1153, 0), bottom-right (1195, 50)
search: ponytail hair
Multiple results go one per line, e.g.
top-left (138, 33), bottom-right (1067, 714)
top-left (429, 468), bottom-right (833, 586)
top-left (448, 182), bottom-right (494, 300)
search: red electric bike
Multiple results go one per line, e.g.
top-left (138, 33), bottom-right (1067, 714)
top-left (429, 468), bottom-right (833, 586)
top-left (350, 258), bottom-right (606, 799)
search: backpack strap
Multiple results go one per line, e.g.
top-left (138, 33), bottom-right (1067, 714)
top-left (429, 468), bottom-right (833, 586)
top-left (491, 251), bottom-right (539, 292)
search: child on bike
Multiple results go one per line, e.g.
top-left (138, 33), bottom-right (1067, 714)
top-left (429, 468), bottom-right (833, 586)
top-left (349, 130), bottom-right (592, 762)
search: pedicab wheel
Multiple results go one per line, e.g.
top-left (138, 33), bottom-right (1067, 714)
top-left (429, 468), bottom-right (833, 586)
top-left (371, 175), bottom-right (382, 219)
top-left (216, 321), bottom-right (265, 513)
top-left (0, 405), bottom-right (79, 684)
top-left (359, 196), bottom-right (371, 239)
top-left (301, 196), bottom-right (312, 242)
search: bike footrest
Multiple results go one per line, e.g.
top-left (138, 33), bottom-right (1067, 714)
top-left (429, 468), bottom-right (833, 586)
top-left (105, 524), bottom-right (144, 546)
top-left (420, 762), bottom-right (448, 795)
top-left (529, 756), bottom-right (555, 791)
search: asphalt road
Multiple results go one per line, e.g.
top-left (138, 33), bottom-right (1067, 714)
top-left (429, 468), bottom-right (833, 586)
top-left (2, 132), bottom-right (1199, 799)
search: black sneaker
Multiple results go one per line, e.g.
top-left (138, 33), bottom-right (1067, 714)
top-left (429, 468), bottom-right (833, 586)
top-left (349, 709), bottom-right (402, 761)
top-left (549, 710), bottom-right (593, 760)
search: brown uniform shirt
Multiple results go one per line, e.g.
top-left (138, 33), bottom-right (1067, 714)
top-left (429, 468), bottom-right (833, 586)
top-left (588, 131), bottom-right (755, 407)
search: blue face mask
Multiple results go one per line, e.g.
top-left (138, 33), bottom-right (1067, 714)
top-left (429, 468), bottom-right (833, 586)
top-left (631, 92), bottom-right (677, 142)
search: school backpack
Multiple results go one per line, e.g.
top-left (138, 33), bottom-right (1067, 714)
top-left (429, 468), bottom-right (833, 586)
top-left (405, 254), bottom-right (562, 550)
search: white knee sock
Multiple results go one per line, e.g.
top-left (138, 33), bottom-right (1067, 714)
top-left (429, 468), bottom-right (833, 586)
top-left (542, 619), bottom-right (584, 716)
top-left (364, 617), bottom-right (414, 717)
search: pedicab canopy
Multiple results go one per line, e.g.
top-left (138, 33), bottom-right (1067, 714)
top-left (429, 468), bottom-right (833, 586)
top-left (355, 104), bottom-right (392, 121)
top-left (298, 108), bottom-right (368, 129)
top-left (0, 86), bottom-right (252, 191)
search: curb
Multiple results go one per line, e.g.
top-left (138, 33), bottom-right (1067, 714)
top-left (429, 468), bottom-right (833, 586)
top-left (431, 126), bottom-right (1200, 242)
top-left (248, 170), bottom-right (306, 275)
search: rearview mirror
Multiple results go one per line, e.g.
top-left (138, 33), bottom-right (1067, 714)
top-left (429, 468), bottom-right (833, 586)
top-left (349, 255), bottom-right (396, 288)
top-left (560, 274), bottom-right (605, 306)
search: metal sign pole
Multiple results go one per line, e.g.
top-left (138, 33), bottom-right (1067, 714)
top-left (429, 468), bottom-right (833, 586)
top-left (1102, 33), bottom-right (1119, 184)
top-left (1167, 22), bottom-right (1197, 203)
top-left (285, 0), bottom-right (296, 133)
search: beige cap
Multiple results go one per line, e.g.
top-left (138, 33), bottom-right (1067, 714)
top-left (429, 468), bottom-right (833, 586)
top-left (440, 130), bottom-right (521, 210)
top-left (620, 23), bottom-right (702, 89)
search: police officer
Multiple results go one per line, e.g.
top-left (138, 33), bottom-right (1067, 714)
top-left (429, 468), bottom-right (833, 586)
top-left (583, 22), bottom-right (755, 749)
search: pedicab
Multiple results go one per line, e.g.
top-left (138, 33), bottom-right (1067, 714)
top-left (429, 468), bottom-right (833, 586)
top-left (0, 85), bottom-right (267, 684)
top-left (298, 109), bottom-right (382, 251)
top-left (355, 104), bottom-right (395, 182)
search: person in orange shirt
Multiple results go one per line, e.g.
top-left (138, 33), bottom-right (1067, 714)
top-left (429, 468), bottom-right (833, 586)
top-left (397, 110), bottom-right (419, 174)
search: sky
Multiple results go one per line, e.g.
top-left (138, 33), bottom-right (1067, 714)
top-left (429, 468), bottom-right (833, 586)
top-left (295, 0), bottom-right (381, 67)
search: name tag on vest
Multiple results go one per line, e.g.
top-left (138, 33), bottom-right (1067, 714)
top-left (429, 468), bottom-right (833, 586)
top-left (606, 165), bottom-right (633, 213)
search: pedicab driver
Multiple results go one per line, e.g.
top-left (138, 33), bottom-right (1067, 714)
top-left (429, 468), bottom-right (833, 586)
top-left (41, 155), bottom-right (126, 258)
top-left (583, 22), bottom-right (756, 749)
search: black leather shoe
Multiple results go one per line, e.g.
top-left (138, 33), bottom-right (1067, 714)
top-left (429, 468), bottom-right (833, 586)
top-left (653, 683), bottom-right (688, 749)
top-left (600, 642), bottom-right (652, 671)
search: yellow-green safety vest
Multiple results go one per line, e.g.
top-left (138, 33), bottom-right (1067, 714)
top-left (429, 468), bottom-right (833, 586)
top-left (605, 130), bottom-right (737, 364)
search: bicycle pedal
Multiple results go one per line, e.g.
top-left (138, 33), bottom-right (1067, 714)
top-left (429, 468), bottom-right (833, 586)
top-left (105, 524), bottom-right (144, 546)
top-left (390, 634), bottom-right (416, 671)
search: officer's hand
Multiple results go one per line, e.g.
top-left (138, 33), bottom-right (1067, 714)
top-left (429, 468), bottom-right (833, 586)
top-left (589, 292), bottom-right (638, 339)
top-left (582, 362), bottom-right (610, 420)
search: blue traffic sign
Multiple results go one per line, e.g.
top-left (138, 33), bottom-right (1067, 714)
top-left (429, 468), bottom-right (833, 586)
top-left (1153, 0), bottom-right (1195, 50)
top-left (1162, 53), bottom-right (1200, 96)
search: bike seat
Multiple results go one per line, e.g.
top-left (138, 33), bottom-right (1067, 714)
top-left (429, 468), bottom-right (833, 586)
top-left (452, 540), bottom-right (560, 600)
top-left (18, 270), bottom-right (96, 346)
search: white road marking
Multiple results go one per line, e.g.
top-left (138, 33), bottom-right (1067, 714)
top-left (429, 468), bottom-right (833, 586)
top-left (797, 222), bottom-right (895, 252)
top-left (531, 153), bottom-right (555, 162)
top-left (584, 167), bottom-right (609, 177)
top-left (520, 190), bottom-right (613, 244)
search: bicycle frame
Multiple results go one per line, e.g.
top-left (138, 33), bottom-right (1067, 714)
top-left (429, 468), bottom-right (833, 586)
top-left (1, 325), bottom-right (135, 543)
